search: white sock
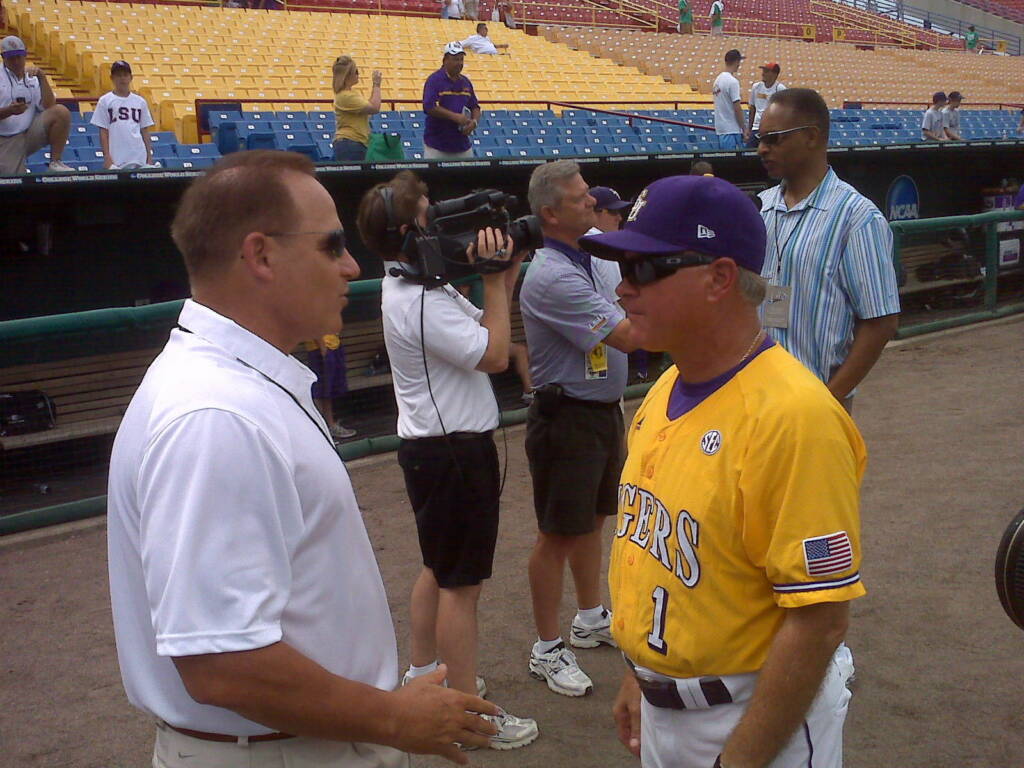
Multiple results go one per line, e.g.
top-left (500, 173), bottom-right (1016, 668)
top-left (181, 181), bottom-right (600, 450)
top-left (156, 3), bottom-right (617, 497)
top-left (577, 605), bottom-right (607, 626)
top-left (534, 637), bottom-right (564, 655)
top-left (406, 660), bottom-right (438, 678)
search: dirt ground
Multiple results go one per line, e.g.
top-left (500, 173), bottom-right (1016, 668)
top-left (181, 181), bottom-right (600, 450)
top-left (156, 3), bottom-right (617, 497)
top-left (2, 317), bottom-right (1023, 768)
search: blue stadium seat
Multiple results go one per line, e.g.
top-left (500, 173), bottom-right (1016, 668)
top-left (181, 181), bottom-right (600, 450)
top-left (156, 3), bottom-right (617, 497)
top-left (152, 144), bottom-right (179, 159)
top-left (208, 111), bottom-right (243, 133)
top-left (28, 149), bottom-right (51, 165)
top-left (149, 131), bottom-right (178, 145)
top-left (68, 133), bottom-right (94, 148)
top-left (178, 144), bottom-right (222, 158)
top-left (277, 111), bottom-right (308, 122)
top-left (164, 156), bottom-right (218, 170)
top-left (244, 131), bottom-right (277, 150)
top-left (274, 131), bottom-right (314, 151)
top-left (73, 159), bottom-right (105, 172)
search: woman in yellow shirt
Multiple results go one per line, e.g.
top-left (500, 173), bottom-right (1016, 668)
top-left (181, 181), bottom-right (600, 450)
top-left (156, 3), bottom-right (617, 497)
top-left (332, 55), bottom-right (383, 162)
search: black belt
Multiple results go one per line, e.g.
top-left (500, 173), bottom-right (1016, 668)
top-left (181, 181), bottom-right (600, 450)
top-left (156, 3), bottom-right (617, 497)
top-left (636, 676), bottom-right (734, 710)
top-left (404, 430), bottom-right (493, 443)
top-left (559, 394), bottom-right (620, 410)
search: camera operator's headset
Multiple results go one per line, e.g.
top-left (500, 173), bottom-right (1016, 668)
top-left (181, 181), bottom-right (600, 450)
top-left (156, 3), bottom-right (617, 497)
top-left (377, 184), bottom-right (509, 494)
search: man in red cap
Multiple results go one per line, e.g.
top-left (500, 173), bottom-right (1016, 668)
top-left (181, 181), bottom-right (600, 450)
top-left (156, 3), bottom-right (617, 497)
top-left (747, 62), bottom-right (785, 148)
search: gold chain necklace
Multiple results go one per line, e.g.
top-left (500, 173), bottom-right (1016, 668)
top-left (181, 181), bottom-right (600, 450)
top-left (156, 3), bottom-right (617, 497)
top-left (739, 329), bottom-right (765, 364)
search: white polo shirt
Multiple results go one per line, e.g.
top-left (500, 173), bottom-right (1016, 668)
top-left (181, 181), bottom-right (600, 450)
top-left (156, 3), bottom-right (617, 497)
top-left (0, 65), bottom-right (43, 136)
top-left (712, 71), bottom-right (742, 135)
top-left (750, 80), bottom-right (786, 130)
top-left (107, 299), bottom-right (398, 736)
top-left (461, 34), bottom-right (499, 54)
top-left (381, 265), bottom-right (499, 439)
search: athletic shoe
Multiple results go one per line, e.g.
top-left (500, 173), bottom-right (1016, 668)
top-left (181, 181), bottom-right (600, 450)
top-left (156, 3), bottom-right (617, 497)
top-left (521, 391), bottom-right (535, 405)
top-left (329, 423), bottom-right (356, 441)
top-left (485, 709), bottom-right (539, 750)
top-left (401, 671), bottom-right (487, 698)
top-left (47, 160), bottom-right (75, 172)
top-left (570, 609), bottom-right (618, 649)
top-left (528, 642), bottom-right (593, 697)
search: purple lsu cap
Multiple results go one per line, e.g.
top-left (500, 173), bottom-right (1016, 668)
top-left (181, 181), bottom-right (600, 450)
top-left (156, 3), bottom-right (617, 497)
top-left (579, 175), bottom-right (766, 273)
top-left (589, 186), bottom-right (633, 211)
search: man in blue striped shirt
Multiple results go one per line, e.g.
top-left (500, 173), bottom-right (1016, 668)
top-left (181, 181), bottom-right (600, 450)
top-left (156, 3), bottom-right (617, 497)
top-left (755, 88), bottom-right (900, 410)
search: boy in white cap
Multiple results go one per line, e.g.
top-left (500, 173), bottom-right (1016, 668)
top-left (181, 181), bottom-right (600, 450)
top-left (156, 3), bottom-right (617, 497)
top-left (90, 60), bottom-right (156, 169)
top-left (0, 35), bottom-right (73, 174)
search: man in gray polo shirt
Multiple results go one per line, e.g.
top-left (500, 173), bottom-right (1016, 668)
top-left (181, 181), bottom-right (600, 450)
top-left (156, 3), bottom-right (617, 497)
top-left (519, 160), bottom-right (637, 698)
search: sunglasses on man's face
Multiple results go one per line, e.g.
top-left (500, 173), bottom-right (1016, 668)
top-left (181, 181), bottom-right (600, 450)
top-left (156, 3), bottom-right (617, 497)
top-left (619, 252), bottom-right (717, 286)
top-left (754, 124), bottom-right (816, 146)
top-left (265, 228), bottom-right (347, 259)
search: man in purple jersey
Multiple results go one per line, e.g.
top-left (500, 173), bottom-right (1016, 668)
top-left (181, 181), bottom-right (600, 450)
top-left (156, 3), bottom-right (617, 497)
top-left (421, 42), bottom-right (480, 160)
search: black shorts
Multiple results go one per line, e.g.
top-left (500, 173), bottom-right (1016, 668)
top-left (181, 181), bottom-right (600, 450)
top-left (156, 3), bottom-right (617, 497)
top-left (525, 396), bottom-right (625, 536)
top-left (398, 432), bottom-right (500, 588)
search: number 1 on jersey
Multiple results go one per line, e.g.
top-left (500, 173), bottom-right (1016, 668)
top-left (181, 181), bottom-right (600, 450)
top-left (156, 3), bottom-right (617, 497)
top-left (647, 586), bottom-right (669, 654)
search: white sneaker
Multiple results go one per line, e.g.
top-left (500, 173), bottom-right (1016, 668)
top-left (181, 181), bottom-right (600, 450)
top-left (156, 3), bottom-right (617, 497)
top-left (329, 422), bottom-right (356, 441)
top-left (570, 609), bottom-right (618, 649)
top-left (528, 642), bottom-right (593, 697)
top-left (485, 708), bottom-right (539, 750)
top-left (401, 671), bottom-right (487, 698)
top-left (47, 160), bottom-right (75, 172)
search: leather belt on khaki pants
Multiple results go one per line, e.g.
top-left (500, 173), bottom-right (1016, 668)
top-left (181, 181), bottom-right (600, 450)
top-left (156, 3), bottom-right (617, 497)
top-left (162, 721), bottom-right (296, 744)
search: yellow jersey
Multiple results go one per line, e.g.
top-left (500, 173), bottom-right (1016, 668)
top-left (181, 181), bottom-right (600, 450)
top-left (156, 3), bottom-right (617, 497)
top-left (609, 344), bottom-right (867, 678)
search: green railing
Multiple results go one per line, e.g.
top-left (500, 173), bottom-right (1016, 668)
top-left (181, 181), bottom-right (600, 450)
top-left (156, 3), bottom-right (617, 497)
top-left (3, 211), bottom-right (1024, 535)
top-left (891, 209), bottom-right (1024, 339)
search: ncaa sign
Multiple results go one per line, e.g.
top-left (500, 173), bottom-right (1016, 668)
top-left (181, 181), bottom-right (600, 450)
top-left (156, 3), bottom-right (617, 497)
top-left (886, 175), bottom-right (920, 221)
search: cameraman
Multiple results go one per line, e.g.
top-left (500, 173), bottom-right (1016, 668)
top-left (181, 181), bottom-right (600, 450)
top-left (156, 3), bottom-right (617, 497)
top-left (519, 160), bottom-right (637, 698)
top-left (356, 171), bottom-right (538, 751)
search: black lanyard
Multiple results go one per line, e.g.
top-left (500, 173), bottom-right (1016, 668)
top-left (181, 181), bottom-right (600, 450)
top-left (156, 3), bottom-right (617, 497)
top-left (770, 179), bottom-right (825, 280)
top-left (176, 324), bottom-right (339, 456)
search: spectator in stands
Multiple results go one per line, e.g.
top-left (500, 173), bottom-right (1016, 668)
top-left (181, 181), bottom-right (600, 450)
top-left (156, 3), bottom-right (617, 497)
top-left (757, 88), bottom-right (900, 412)
top-left (690, 159), bottom-right (714, 175)
top-left (462, 23), bottom-right (509, 55)
top-left (445, 0), bottom-right (464, 20)
top-left (0, 36), bottom-right (72, 174)
top-left (965, 25), bottom-right (980, 53)
top-left (747, 62), bottom-right (786, 148)
top-left (355, 170), bottom-right (539, 751)
top-left (519, 160), bottom-right (637, 700)
top-left (713, 49), bottom-right (749, 150)
top-left (422, 42), bottom-right (480, 160)
top-left (1018, 108), bottom-right (1024, 136)
top-left (587, 185), bottom-right (632, 234)
top-left (710, 0), bottom-right (725, 36)
top-left (922, 91), bottom-right (948, 142)
top-left (108, 150), bottom-right (501, 768)
top-left (331, 54), bottom-right (382, 162)
top-left (90, 61), bottom-right (155, 170)
top-left (1015, 183), bottom-right (1024, 209)
top-left (677, 0), bottom-right (693, 34)
top-left (306, 334), bottom-right (356, 442)
top-left (497, 0), bottom-right (517, 29)
top-left (439, 0), bottom-right (448, 19)
top-left (464, 0), bottom-right (479, 21)
top-left (942, 90), bottom-right (962, 140)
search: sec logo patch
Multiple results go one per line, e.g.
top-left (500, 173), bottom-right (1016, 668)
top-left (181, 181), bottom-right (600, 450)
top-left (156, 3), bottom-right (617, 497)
top-left (700, 430), bottom-right (722, 455)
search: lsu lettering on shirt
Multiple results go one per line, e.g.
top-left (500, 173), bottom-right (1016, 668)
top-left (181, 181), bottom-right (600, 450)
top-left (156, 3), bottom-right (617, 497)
top-left (608, 344), bottom-right (867, 679)
top-left (90, 91), bottom-right (154, 167)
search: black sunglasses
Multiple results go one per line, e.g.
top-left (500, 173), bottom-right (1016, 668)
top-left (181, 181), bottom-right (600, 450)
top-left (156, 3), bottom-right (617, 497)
top-left (753, 124), bottom-right (816, 146)
top-left (619, 252), bottom-right (717, 286)
top-left (265, 228), bottom-right (346, 259)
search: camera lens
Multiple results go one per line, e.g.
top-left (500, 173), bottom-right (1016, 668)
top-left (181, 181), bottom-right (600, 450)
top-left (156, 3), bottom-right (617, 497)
top-left (508, 215), bottom-right (543, 253)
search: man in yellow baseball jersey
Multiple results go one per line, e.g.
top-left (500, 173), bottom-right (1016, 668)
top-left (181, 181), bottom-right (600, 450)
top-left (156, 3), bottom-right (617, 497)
top-left (579, 175), bottom-right (866, 768)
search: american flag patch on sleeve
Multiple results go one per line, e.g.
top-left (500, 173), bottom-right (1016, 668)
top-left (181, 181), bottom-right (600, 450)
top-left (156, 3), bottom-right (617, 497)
top-left (802, 531), bottom-right (853, 577)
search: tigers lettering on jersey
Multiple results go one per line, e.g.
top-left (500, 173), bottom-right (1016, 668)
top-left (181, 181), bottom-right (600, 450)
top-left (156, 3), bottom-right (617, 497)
top-left (616, 483), bottom-right (700, 589)
top-left (608, 345), bottom-right (867, 679)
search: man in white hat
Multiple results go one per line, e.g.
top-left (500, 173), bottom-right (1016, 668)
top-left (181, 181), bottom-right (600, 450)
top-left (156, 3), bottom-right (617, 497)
top-left (421, 42), bottom-right (480, 160)
top-left (0, 35), bottom-right (73, 174)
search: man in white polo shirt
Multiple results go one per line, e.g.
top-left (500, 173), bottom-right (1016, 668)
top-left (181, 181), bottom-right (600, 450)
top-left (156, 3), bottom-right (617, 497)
top-left (355, 171), bottom-right (538, 751)
top-left (0, 35), bottom-right (73, 174)
top-left (107, 150), bottom-right (499, 768)
top-left (461, 23), bottom-right (509, 55)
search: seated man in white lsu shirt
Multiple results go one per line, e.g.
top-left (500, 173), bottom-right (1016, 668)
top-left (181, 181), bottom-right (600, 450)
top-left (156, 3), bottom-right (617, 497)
top-left (90, 60), bottom-right (155, 169)
top-left (106, 150), bottom-right (500, 768)
top-left (0, 35), bottom-right (73, 174)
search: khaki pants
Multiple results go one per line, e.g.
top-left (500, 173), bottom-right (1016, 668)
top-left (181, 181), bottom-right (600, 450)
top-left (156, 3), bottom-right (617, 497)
top-left (153, 722), bottom-right (411, 768)
top-left (0, 113), bottom-right (49, 176)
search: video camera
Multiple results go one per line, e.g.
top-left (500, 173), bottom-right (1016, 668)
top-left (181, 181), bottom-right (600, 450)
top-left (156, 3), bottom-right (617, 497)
top-left (391, 189), bottom-right (543, 288)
